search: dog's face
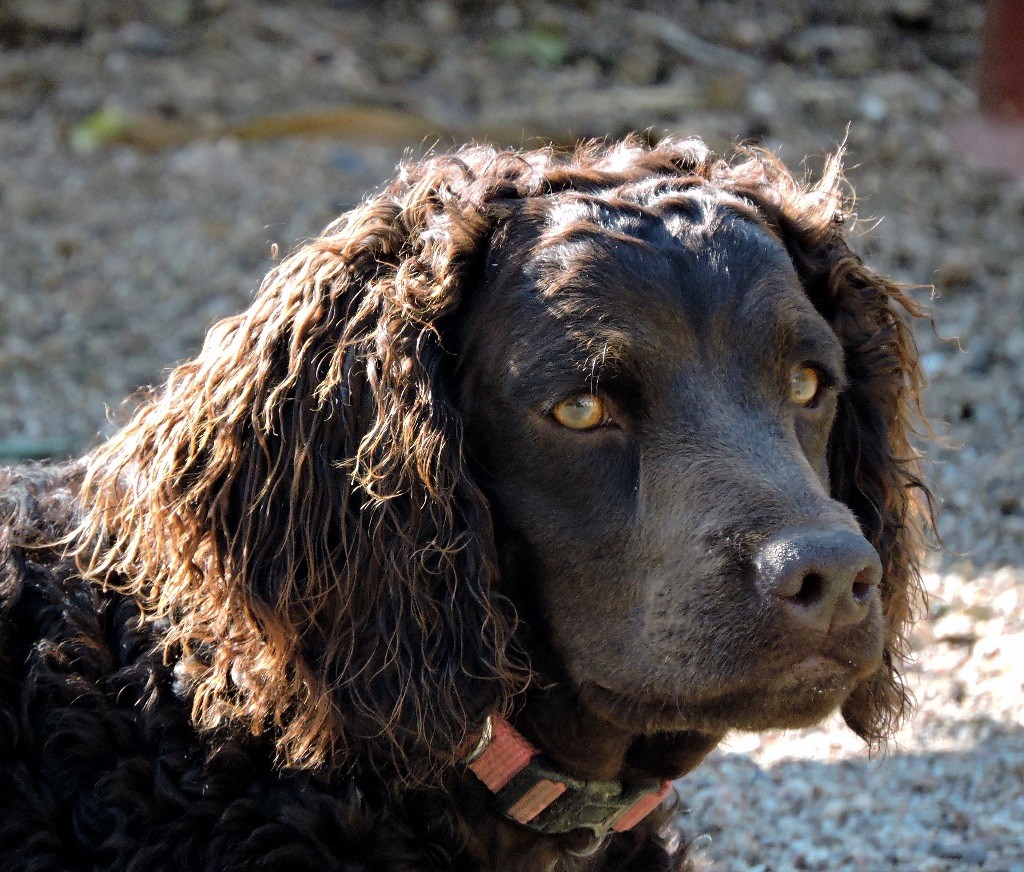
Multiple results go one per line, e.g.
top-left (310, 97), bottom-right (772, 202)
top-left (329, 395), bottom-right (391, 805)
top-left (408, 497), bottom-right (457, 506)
top-left (458, 188), bottom-right (886, 741)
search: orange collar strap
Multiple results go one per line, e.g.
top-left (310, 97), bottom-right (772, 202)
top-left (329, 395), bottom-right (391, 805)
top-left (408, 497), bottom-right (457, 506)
top-left (465, 715), bottom-right (672, 841)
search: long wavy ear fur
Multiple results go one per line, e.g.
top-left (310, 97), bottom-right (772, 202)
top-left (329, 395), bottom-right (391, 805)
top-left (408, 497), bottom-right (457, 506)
top-left (719, 150), bottom-right (934, 748)
top-left (74, 152), bottom-right (538, 780)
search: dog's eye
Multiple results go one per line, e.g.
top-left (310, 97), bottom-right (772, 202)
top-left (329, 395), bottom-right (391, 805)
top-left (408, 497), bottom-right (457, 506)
top-left (552, 394), bottom-right (607, 430)
top-left (789, 365), bottom-right (824, 407)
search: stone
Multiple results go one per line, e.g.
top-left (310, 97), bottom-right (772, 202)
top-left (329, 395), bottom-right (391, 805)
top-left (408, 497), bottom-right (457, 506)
top-left (930, 841), bottom-right (988, 864)
top-left (10, 0), bottom-right (84, 37)
top-left (787, 27), bottom-right (878, 77)
top-left (114, 21), bottom-right (170, 55)
top-left (890, 0), bottom-right (934, 28)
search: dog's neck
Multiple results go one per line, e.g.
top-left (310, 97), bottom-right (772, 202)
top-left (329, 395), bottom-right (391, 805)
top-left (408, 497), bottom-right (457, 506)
top-left (465, 714), bottom-right (671, 841)
top-left (515, 682), bottom-right (722, 784)
top-left (453, 770), bottom-right (661, 872)
top-left (454, 684), bottom-right (722, 870)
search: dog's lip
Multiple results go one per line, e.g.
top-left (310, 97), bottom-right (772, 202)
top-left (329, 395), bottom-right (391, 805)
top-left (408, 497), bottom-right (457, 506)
top-left (783, 653), bottom-right (843, 676)
top-left (582, 651), bottom-right (868, 732)
top-left (762, 653), bottom-right (856, 694)
top-left (588, 653), bottom-right (855, 700)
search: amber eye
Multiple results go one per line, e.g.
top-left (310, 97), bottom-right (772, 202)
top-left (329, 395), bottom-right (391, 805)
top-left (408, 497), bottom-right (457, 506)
top-left (789, 365), bottom-right (823, 407)
top-left (552, 394), bottom-right (607, 430)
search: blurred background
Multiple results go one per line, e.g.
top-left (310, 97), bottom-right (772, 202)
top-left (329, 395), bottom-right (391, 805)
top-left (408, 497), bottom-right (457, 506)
top-left (0, 1), bottom-right (1021, 869)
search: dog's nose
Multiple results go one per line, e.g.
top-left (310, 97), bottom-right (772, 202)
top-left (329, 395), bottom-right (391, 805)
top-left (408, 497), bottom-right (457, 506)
top-left (756, 529), bottom-right (882, 634)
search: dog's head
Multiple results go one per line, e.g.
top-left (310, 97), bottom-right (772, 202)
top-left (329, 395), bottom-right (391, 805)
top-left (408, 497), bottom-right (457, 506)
top-left (77, 138), bottom-right (930, 784)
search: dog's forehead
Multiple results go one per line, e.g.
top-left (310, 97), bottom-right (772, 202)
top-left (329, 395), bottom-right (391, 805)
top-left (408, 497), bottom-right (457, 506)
top-left (539, 184), bottom-right (732, 243)
top-left (514, 187), bottom-right (813, 337)
top-left (465, 189), bottom-right (837, 395)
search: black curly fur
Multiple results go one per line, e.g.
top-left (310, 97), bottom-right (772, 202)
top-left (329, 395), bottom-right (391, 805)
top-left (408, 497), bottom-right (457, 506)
top-left (1, 466), bottom-right (420, 870)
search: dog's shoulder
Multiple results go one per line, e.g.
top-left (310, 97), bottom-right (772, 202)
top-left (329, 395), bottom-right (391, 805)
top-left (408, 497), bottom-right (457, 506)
top-left (0, 461), bottom-right (83, 535)
top-left (0, 463), bottom-right (450, 871)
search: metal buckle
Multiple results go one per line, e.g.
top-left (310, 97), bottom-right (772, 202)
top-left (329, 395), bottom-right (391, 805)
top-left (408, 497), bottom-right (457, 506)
top-left (463, 715), bottom-right (493, 764)
top-left (494, 757), bottom-right (664, 842)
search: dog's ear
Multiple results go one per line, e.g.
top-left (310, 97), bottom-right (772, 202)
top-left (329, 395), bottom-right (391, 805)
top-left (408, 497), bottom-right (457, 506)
top-left (797, 231), bottom-right (931, 747)
top-left (725, 151), bottom-right (933, 747)
top-left (77, 153), bottom-right (528, 780)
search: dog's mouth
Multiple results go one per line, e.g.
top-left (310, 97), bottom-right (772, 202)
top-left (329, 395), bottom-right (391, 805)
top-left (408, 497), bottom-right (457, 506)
top-left (580, 651), bottom-right (875, 736)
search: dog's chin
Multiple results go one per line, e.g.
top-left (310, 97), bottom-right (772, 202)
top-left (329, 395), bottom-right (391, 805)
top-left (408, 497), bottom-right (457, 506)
top-left (580, 654), bottom-right (869, 737)
top-left (692, 654), bottom-right (862, 731)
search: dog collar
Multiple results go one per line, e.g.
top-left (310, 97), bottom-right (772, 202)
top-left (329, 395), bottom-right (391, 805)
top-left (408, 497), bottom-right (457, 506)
top-left (464, 715), bottom-right (671, 843)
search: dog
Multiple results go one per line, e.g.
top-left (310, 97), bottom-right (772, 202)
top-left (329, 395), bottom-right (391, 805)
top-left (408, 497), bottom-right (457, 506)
top-left (0, 137), bottom-right (931, 871)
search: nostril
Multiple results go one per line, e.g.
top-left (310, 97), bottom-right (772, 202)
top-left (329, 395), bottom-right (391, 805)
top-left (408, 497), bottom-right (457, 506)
top-left (789, 571), bottom-right (825, 607)
top-left (851, 566), bottom-right (876, 603)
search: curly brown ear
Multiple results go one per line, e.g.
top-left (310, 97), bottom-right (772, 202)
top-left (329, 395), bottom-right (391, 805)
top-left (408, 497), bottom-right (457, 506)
top-left (822, 253), bottom-right (931, 747)
top-left (722, 151), bottom-right (933, 748)
top-left (75, 153), bottom-right (528, 780)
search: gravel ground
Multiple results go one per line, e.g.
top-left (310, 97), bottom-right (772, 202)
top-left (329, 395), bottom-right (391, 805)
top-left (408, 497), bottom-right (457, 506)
top-left (1, 2), bottom-right (1022, 869)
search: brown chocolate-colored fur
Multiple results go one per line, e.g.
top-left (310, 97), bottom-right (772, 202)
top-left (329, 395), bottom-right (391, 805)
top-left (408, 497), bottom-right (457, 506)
top-left (0, 138), bottom-right (931, 871)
